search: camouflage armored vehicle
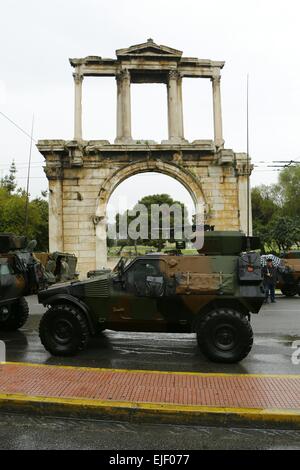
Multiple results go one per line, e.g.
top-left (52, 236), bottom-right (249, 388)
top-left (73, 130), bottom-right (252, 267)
top-left (38, 230), bottom-right (264, 363)
top-left (34, 251), bottom-right (78, 285)
top-left (0, 233), bottom-right (43, 330)
top-left (277, 251), bottom-right (300, 297)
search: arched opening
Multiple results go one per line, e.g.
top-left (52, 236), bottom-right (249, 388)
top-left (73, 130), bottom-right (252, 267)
top-left (106, 173), bottom-right (196, 268)
top-left (94, 161), bottom-right (207, 268)
top-left (107, 173), bottom-right (195, 224)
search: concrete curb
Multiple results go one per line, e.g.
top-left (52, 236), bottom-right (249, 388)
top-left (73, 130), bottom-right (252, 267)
top-left (0, 392), bottom-right (300, 429)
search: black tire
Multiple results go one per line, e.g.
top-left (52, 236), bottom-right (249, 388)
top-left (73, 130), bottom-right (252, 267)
top-left (0, 297), bottom-right (29, 331)
top-left (196, 308), bottom-right (253, 363)
top-left (39, 303), bottom-right (90, 356)
top-left (281, 286), bottom-right (298, 297)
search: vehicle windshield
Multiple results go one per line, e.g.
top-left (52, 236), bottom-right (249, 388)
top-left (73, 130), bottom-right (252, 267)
top-left (113, 257), bottom-right (132, 274)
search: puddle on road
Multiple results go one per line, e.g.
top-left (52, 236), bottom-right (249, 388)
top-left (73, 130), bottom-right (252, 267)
top-left (255, 335), bottom-right (300, 347)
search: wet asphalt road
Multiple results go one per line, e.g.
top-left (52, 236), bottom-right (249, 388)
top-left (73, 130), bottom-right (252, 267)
top-left (0, 295), bottom-right (299, 450)
top-left (1, 412), bottom-right (300, 450)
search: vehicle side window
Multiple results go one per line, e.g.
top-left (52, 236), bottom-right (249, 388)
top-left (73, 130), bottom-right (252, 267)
top-left (126, 260), bottom-right (164, 297)
top-left (0, 261), bottom-right (12, 275)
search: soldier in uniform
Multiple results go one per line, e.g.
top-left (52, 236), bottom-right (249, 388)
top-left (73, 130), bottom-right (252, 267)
top-left (262, 258), bottom-right (277, 303)
top-left (60, 256), bottom-right (70, 282)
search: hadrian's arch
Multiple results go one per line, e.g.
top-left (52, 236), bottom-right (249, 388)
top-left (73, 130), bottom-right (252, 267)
top-left (37, 39), bottom-right (252, 275)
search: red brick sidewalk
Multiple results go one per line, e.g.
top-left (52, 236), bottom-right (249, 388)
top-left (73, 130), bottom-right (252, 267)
top-left (0, 362), bottom-right (300, 425)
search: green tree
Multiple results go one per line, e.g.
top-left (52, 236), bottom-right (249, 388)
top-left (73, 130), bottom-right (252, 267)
top-left (251, 184), bottom-right (281, 252)
top-left (114, 194), bottom-right (188, 251)
top-left (0, 160), bottom-right (17, 193)
top-left (278, 165), bottom-right (300, 218)
top-left (251, 185), bottom-right (281, 225)
top-left (0, 163), bottom-right (49, 251)
top-left (269, 215), bottom-right (300, 252)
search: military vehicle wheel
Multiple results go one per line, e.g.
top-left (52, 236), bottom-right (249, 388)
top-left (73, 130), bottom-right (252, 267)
top-left (196, 309), bottom-right (253, 363)
top-left (39, 304), bottom-right (90, 356)
top-left (0, 297), bottom-right (29, 331)
top-left (281, 286), bottom-right (298, 297)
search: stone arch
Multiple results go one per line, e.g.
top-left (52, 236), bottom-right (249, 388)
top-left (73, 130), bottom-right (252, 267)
top-left (95, 160), bottom-right (207, 267)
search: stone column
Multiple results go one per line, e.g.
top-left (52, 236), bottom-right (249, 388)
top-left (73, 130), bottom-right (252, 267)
top-left (167, 70), bottom-right (180, 141)
top-left (177, 73), bottom-right (184, 139)
top-left (115, 69), bottom-right (132, 143)
top-left (115, 74), bottom-right (123, 141)
top-left (211, 75), bottom-right (224, 148)
top-left (48, 178), bottom-right (64, 252)
top-left (122, 70), bottom-right (132, 141)
top-left (96, 220), bottom-right (108, 268)
top-left (73, 72), bottom-right (83, 141)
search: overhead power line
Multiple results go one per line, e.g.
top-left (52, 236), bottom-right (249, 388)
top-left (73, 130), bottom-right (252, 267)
top-left (0, 110), bottom-right (37, 143)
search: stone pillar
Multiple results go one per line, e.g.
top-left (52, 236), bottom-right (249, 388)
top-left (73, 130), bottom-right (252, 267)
top-left (96, 221), bottom-right (108, 268)
top-left (116, 74), bottom-right (123, 141)
top-left (167, 70), bottom-right (180, 141)
top-left (73, 72), bottom-right (83, 141)
top-left (115, 69), bottom-right (132, 143)
top-left (48, 178), bottom-right (64, 252)
top-left (211, 75), bottom-right (224, 148)
top-left (177, 73), bottom-right (184, 139)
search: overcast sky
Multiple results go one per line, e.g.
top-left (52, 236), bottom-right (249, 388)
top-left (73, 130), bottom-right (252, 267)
top-left (0, 0), bottom-right (300, 216)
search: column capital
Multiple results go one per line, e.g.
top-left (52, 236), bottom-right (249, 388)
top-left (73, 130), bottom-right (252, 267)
top-left (73, 72), bottom-right (83, 84)
top-left (168, 70), bottom-right (181, 81)
top-left (116, 69), bottom-right (131, 82)
top-left (211, 74), bottom-right (221, 84)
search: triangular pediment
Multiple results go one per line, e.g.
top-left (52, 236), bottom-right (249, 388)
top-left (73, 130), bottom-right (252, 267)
top-left (116, 39), bottom-right (182, 58)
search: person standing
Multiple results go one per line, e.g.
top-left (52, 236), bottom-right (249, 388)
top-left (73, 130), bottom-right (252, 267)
top-left (262, 258), bottom-right (277, 303)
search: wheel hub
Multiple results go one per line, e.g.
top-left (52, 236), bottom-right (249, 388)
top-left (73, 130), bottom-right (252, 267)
top-left (53, 319), bottom-right (73, 344)
top-left (213, 323), bottom-right (236, 351)
top-left (0, 306), bottom-right (10, 322)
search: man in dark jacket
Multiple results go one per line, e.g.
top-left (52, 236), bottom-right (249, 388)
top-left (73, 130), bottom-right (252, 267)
top-left (262, 258), bottom-right (277, 303)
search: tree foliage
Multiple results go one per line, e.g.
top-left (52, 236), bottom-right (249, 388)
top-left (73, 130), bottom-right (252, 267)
top-left (0, 163), bottom-right (49, 251)
top-left (278, 165), bottom-right (300, 217)
top-left (114, 193), bottom-right (188, 250)
top-left (252, 165), bottom-right (300, 252)
top-left (0, 160), bottom-right (17, 194)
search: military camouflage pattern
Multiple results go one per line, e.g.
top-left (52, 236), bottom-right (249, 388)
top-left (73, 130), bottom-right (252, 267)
top-left (34, 251), bottom-right (78, 284)
top-left (38, 231), bottom-right (265, 362)
top-left (0, 233), bottom-right (43, 330)
top-left (277, 251), bottom-right (300, 296)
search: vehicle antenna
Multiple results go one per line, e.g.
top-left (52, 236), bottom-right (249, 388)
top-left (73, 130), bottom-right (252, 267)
top-left (246, 74), bottom-right (251, 250)
top-left (24, 114), bottom-right (34, 237)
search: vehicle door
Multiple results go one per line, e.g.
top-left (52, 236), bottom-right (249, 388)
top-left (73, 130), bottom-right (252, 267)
top-left (111, 258), bottom-right (167, 331)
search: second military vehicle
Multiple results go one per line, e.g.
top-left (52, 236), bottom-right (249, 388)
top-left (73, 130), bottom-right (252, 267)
top-left (0, 233), bottom-right (43, 330)
top-left (277, 251), bottom-right (300, 297)
top-left (38, 230), bottom-right (264, 363)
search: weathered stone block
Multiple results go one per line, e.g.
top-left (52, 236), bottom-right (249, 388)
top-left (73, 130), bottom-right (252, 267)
top-left (63, 221), bottom-right (79, 229)
top-left (78, 250), bottom-right (97, 258)
top-left (64, 227), bottom-right (80, 235)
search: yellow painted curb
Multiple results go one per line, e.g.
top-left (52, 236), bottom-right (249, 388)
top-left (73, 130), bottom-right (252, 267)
top-left (0, 392), bottom-right (299, 427)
